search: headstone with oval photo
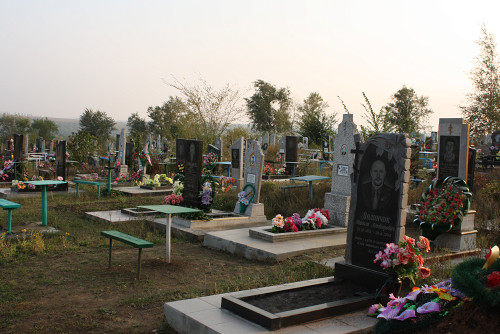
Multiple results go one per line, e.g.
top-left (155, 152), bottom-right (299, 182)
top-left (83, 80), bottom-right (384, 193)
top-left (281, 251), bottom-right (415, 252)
top-left (230, 137), bottom-right (244, 190)
top-left (437, 118), bottom-right (470, 180)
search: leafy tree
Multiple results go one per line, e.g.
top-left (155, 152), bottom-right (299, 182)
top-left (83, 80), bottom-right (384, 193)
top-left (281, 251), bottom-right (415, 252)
top-left (461, 24), bottom-right (500, 142)
top-left (297, 92), bottom-right (337, 146)
top-left (31, 118), bottom-right (59, 141)
top-left (359, 92), bottom-right (394, 140)
top-left (245, 80), bottom-right (293, 134)
top-left (0, 114), bottom-right (32, 143)
top-left (126, 113), bottom-right (148, 149)
top-left (147, 96), bottom-right (191, 141)
top-left (383, 86), bottom-right (432, 135)
top-left (67, 130), bottom-right (97, 163)
top-left (79, 108), bottom-right (116, 146)
top-left (168, 77), bottom-right (245, 145)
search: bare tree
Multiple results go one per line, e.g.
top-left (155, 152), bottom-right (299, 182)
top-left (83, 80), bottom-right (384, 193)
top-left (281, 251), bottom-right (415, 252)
top-left (168, 76), bottom-right (245, 145)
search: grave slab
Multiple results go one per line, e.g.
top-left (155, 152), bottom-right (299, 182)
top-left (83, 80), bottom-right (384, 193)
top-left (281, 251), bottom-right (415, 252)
top-left (164, 280), bottom-right (377, 334)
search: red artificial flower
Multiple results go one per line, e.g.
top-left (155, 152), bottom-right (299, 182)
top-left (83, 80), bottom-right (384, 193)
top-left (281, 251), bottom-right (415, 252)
top-left (418, 267), bottom-right (431, 279)
top-left (403, 235), bottom-right (415, 246)
top-left (486, 271), bottom-right (500, 288)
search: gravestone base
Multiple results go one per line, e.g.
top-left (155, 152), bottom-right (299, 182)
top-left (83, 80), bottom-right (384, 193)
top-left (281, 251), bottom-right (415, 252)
top-left (234, 202), bottom-right (266, 219)
top-left (324, 193), bottom-right (350, 227)
top-left (432, 210), bottom-right (477, 252)
top-left (119, 165), bottom-right (128, 177)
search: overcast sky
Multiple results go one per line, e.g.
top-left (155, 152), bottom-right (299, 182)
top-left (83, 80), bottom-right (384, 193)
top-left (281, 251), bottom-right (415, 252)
top-left (1, 0), bottom-right (499, 132)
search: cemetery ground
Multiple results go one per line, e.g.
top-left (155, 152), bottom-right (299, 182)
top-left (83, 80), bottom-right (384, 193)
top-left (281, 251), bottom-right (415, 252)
top-left (0, 170), bottom-right (499, 334)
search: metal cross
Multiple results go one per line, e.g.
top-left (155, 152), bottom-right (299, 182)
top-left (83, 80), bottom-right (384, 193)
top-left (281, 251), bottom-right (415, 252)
top-left (350, 141), bottom-right (364, 183)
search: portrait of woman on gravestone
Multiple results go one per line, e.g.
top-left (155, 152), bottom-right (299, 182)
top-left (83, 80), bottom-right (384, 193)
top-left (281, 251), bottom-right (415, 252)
top-left (440, 136), bottom-right (459, 164)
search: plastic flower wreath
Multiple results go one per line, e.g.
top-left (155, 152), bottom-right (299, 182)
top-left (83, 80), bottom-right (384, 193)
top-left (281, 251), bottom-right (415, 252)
top-left (413, 176), bottom-right (471, 240)
top-left (203, 152), bottom-right (217, 173)
top-left (271, 209), bottom-right (330, 233)
top-left (164, 193), bottom-right (184, 205)
top-left (374, 235), bottom-right (431, 284)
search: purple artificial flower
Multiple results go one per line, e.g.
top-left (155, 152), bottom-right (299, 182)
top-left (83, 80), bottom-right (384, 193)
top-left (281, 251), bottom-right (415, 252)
top-left (405, 289), bottom-right (423, 301)
top-left (393, 309), bottom-right (416, 321)
top-left (377, 301), bottom-right (406, 320)
top-left (416, 301), bottom-right (440, 314)
top-left (292, 213), bottom-right (302, 227)
top-left (368, 303), bottom-right (382, 315)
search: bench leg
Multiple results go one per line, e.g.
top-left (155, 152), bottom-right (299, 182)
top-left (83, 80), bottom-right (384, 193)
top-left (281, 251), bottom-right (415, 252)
top-left (108, 238), bottom-right (113, 268)
top-left (137, 248), bottom-right (142, 280)
top-left (7, 209), bottom-right (12, 234)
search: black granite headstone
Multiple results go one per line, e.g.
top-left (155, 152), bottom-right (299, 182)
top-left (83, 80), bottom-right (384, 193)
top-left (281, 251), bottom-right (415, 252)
top-left (438, 135), bottom-right (460, 178)
top-left (285, 136), bottom-right (297, 174)
top-left (176, 138), bottom-right (188, 165)
top-left (7, 140), bottom-right (12, 151)
top-left (467, 147), bottom-right (476, 188)
top-left (13, 134), bottom-right (23, 161)
top-left (231, 148), bottom-right (240, 169)
top-left (181, 139), bottom-right (203, 209)
top-left (56, 141), bottom-right (68, 190)
top-left (351, 143), bottom-right (400, 270)
top-left (125, 142), bottom-right (133, 166)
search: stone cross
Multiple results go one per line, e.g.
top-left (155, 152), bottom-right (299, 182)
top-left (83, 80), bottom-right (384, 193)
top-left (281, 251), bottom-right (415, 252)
top-left (437, 118), bottom-right (470, 180)
top-left (324, 114), bottom-right (358, 227)
top-left (215, 138), bottom-right (223, 158)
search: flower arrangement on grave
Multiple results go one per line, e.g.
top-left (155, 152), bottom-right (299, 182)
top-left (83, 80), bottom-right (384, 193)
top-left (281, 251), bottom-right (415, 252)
top-left (217, 176), bottom-right (235, 193)
top-left (263, 162), bottom-right (287, 176)
top-left (271, 208), bottom-right (330, 233)
top-left (200, 181), bottom-right (213, 207)
top-left (164, 193), bottom-right (184, 205)
top-left (203, 152), bottom-right (218, 174)
top-left (138, 150), bottom-right (151, 167)
top-left (237, 184), bottom-right (256, 214)
top-left (374, 235), bottom-right (431, 285)
top-left (368, 279), bottom-right (467, 333)
top-left (12, 180), bottom-right (26, 190)
top-left (173, 160), bottom-right (184, 182)
top-left (413, 176), bottom-right (471, 240)
top-left (451, 245), bottom-right (500, 309)
top-left (172, 181), bottom-right (183, 196)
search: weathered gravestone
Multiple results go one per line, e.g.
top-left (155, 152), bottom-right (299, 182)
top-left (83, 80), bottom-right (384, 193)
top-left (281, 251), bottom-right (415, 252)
top-left (24, 134), bottom-right (29, 157)
top-left (335, 134), bottom-right (411, 286)
top-left (234, 140), bottom-right (266, 219)
top-left (323, 135), bottom-right (331, 160)
top-left (55, 141), bottom-right (68, 191)
top-left (270, 133), bottom-right (276, 146)
top-left (303, 137), bottom-right (308, 149)
top-left (41, 139), bottom-right (46, 154)
top-left (176, 138), bottom-right (203, 209)
top-left (49, 140), bottom-right (54, 155)
top-left (125, 142), bottom-right (133, 166)
top-left (35, 137), bottom-right (42, 153)
top-left (437, 118), bottom-right (470, 180)
top-left (467, 147), bottom-right (476, 188)
top-left (118, 128), bottom-right (128, 175)
top-left (13, 134), bottom-right (23, 177)
top-left (278, 137), bottom-right (285, 154)
top-left (115, 134), bottom-right (120, 154)
top-left (285, 136), bottom-right (297, 175)
top-left (230, 137), bottom-right (244, 190)
top-left (324, 114), bottom-right (358, 227)
top-left (215, 138), bottom-right (223, 159)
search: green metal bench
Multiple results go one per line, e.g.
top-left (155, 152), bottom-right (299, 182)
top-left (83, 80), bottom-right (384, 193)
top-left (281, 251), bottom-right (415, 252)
top-left (100, 230), bottom-right (154, 280)
top-left (0, 199), bottom-right (22, 234)
top-left (73, 180), bottom-right (104, 199)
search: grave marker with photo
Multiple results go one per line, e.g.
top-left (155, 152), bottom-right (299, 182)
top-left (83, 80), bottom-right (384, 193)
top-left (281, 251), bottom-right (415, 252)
top-left (285, 136), bottom-right (297, 174)
top-left (335, 133), bottom-right (411, 285)
top-left (324, 114), bottom-right (358, 227)
top-left (177, 138), bottom-right (203, 209)
top-left (230, 137), bottom-right (244, 190)
top-left (437, 118), bottom-right (470, 180)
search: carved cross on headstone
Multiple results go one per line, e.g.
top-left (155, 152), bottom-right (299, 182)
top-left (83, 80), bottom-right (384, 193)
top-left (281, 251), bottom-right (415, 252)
top-left (350, 141), bottom-right (364, 182)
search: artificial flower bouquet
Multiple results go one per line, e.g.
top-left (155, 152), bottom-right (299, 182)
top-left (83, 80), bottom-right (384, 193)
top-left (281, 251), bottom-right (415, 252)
top-left (374, 235), bottom-right (431, 284)
top-left (164, 193), bottom-right (183, 205)
top-left (368, 279), bottom-right (467, 334)
top-left (203, 152), bottom-right (217, 173)
top-left (271, 208), bottom-right (330, 233)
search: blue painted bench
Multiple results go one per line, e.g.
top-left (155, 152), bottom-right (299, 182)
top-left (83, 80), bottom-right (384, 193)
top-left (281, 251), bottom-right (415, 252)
top-left (0, 199), bottom-right (22, 234)
top-left (73, 180), bottom-right (104, 199)
top-left (279, 184), bottom-right (307, 195)
top-left (101, 230), bottom-right (154, 280)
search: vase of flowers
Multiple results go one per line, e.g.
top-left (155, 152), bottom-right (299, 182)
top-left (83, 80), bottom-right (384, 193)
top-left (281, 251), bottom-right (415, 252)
top-left (413, 176), bottom-right (472, 240)
top-left (374, 235), bottom-right (431, 289)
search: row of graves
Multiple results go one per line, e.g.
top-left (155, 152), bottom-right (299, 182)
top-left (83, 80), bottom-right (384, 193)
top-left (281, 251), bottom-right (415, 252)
top-left (162, 115), bottom-right (489, 333)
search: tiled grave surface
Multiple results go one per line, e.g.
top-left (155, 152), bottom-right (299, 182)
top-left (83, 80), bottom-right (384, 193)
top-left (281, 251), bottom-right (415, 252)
top-left (85, 210), bottom-right (148, 223)
top-left (164, 278), bottom-right (377, 334)
top-left (203, 228), bottom-right (346, 262)
top-left (115, 186), bottom-right (172, 196)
